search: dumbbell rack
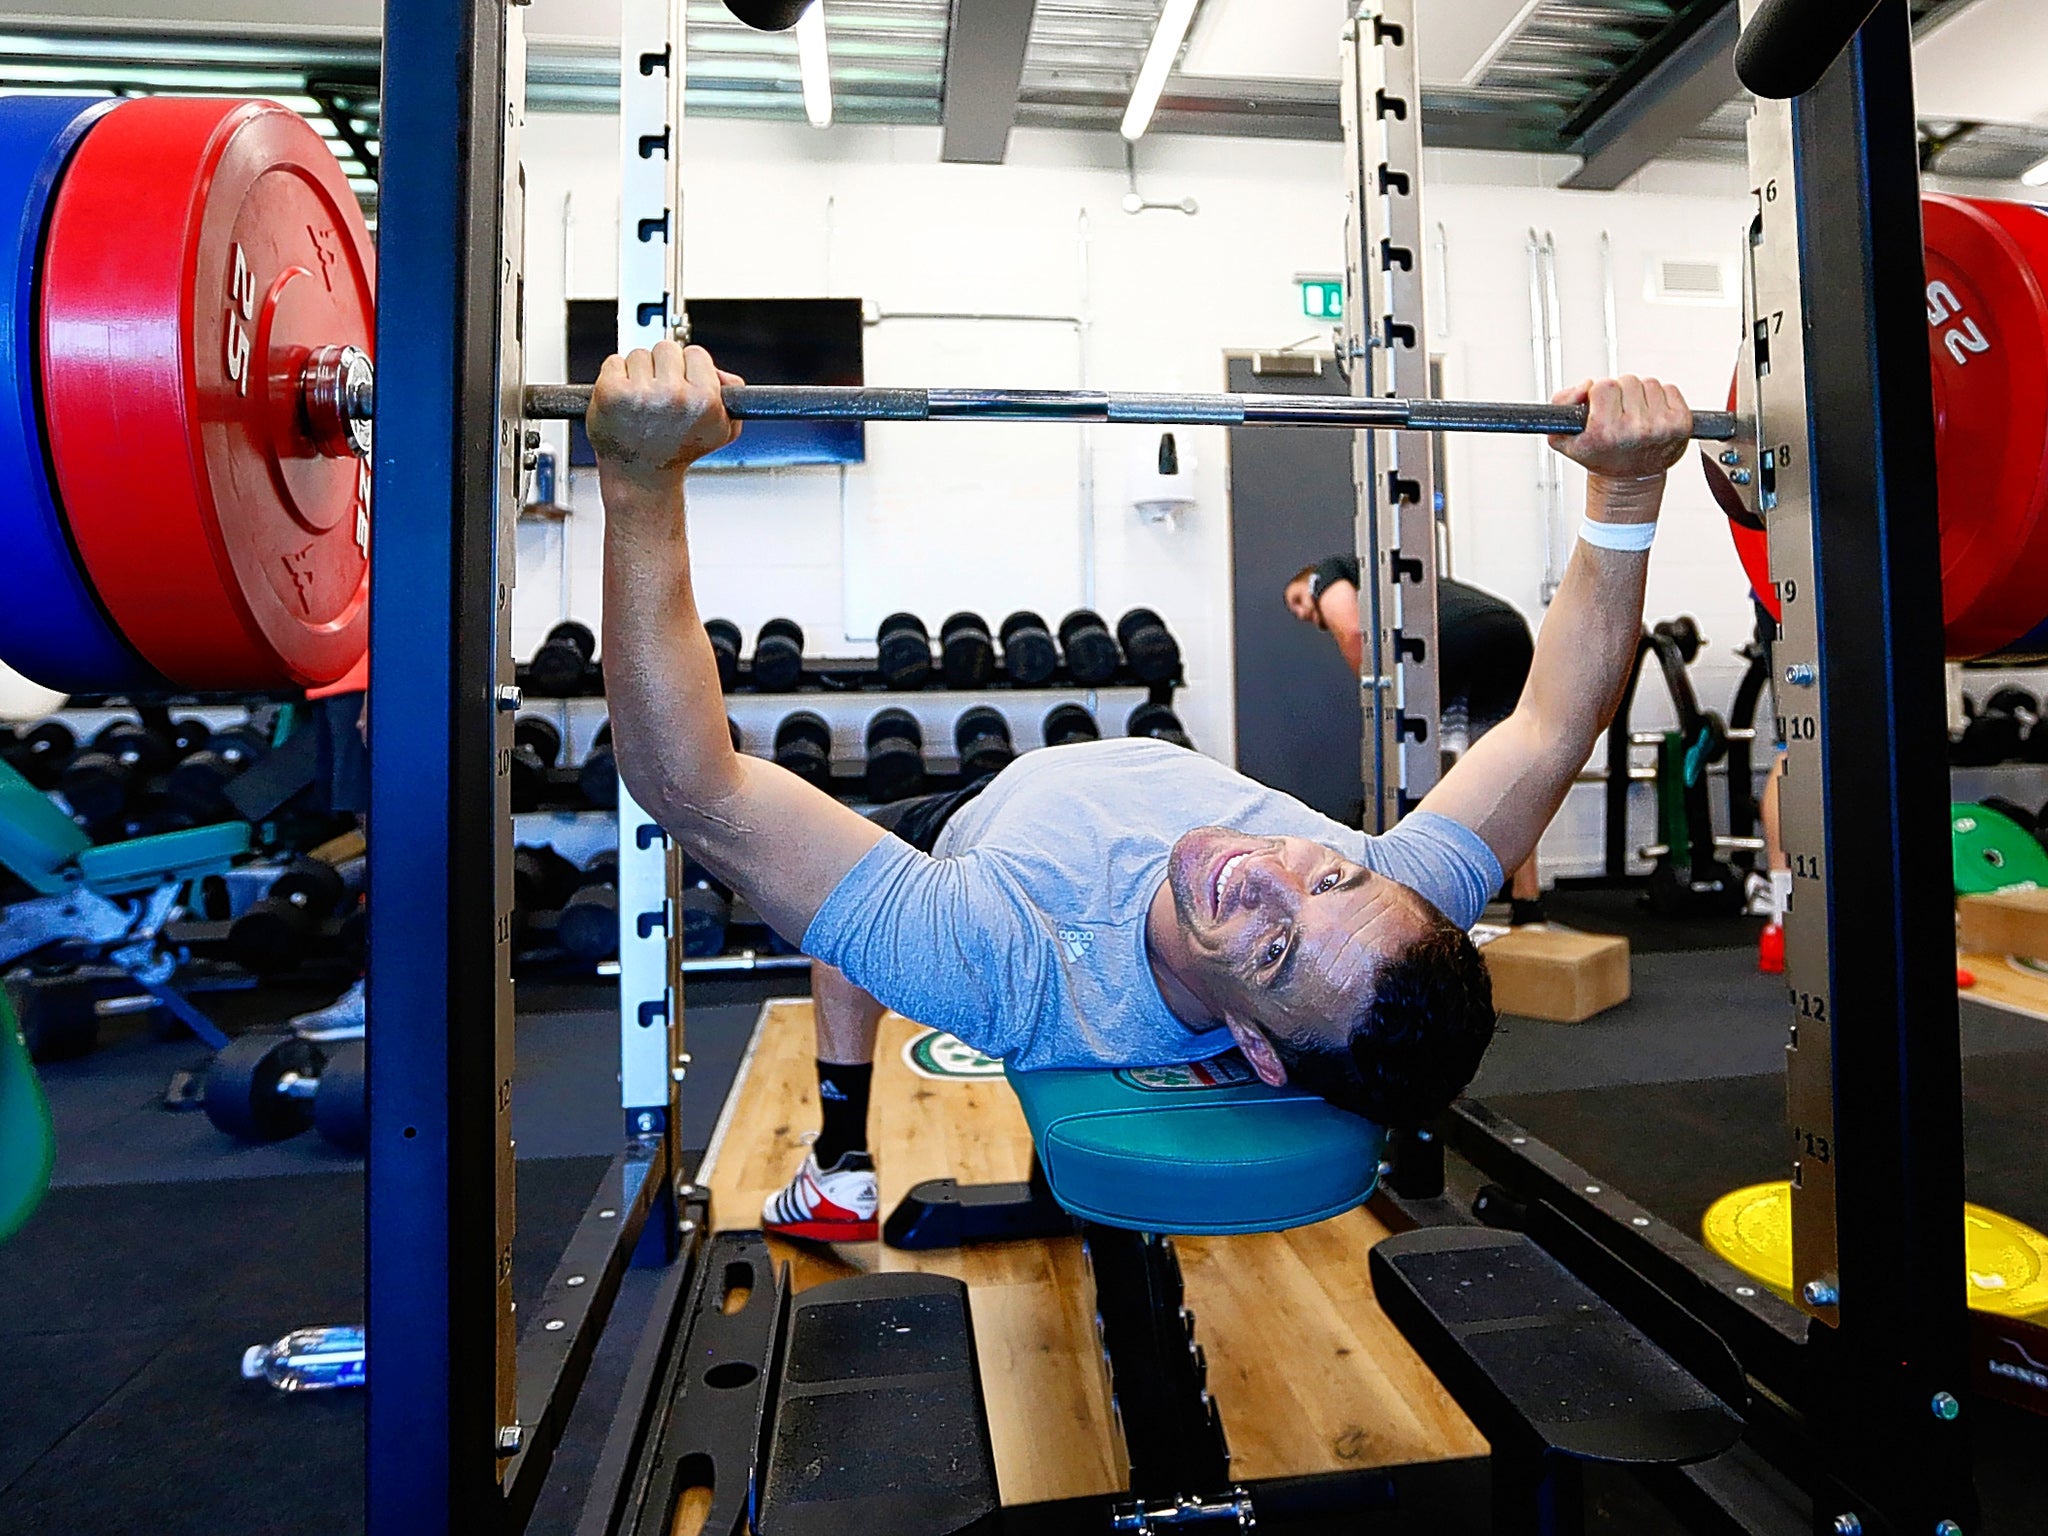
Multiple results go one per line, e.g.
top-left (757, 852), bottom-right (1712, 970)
top-left (731, 668), bottom-right (1183, 794)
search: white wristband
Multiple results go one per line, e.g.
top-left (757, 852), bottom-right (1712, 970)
top-left (1578, 516), bottom-right (1657, 553)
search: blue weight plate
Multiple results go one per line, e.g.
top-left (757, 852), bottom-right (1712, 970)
top-left (0, 96), bottom-right (161, 695)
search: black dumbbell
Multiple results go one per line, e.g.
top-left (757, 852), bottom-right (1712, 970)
top-left (166, 717), bottom-right (211, 759)
top-left (203, 1031), bottom-right (360, 1144)
top-left (581, 721), bottom-right (618, 809)
top-left (877, 613), bottom-right (933, 691)
top-left (1954, 696), bottom-right (2028, 766)
top-left (513, 843), bottom-right (582, 939)
top-left (1985, 686), bottom-right (2039, 721)
top-left (954, 705), bottom-right (1015, 780)
top-left (1980, 796), bottom-right (2038, 833)
top-left (165, 748), bottom-right (249, 820)
top-left (312, 1039), bottom-right (367, 1152)
top-left (999, 611), bottom-right (1058, 688)
top-left (705, 618), bottom-right (742, 692)
top-left (529, 620), bottom-right (596, 697)
top-left (1116, 609), bottom-right (1182, 685)
top-left (865, 709), bottom-right (926, 802)
top-left (97, 719), bottom-right (176, 774)
top-left (4, 720), bottom-right (75, 789)
top-left (774, 711), bottom-right (833, 789)
top-left (940, 612), bottom-right (997, 690)
top-left (1656, 616), bottom-right (1703, 664)
top-left (229, 857), bottom-right (350, 972)
top-left (509, 715), bottom-right (563, 812)
top-left (753, 618), bottom-right (806, 693)
top-left (59, 720), bottom-right (172, 823)
top-left (166, 724), bottom-right (268, 819)
top-left (1127, 701), bottom-right (1194, 749)
top-left (210, 723), bottom-right (270, 771)
top-left (1058, 610), bottom-right (1121, 686)
top-left (680, 859), bottom-right (732, 959)
top-left (557, 853), bottom-right (620, 962)
top-left (59, 752), bottom-right (131, 822)
top-left (1043, 702), bottom-right (1101, 748)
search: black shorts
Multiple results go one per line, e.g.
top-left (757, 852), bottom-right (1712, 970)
top-left (1439, 607), bottom-right (1535, 729)
top-left (314, 691), bottom-right (369, 818)
top-left (866, 775), bottom-right (995, 853)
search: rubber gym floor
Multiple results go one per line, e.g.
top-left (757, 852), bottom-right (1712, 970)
top-left (2, 910), bottom-right (2043, 1534)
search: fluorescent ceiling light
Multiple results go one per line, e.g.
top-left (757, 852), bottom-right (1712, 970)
top-left (2023, 155), bottom-right (2048, 188)
top-left (1121, 0), bottom-right (1199, 142)
top-left (797, 1), bottom-right (831, 129)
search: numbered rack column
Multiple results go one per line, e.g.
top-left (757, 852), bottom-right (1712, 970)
top-left (614, 0), bottom-right (689, 1229)
top-left (1344, 0), bottom-right (1440, 830)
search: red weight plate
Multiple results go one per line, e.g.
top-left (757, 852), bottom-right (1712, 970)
top-left (1705, 369), bottom-right (1777, 624)
top-left (1921, 194), bottom-right (2048, 660)
top-left (41, 97), bottom-right (372, 690)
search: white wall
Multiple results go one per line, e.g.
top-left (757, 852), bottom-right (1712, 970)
top-left (514, 115), bottom-right (1764, 871)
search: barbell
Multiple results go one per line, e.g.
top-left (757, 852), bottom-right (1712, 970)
top-left (471, 377), bottom-right (1738, 439)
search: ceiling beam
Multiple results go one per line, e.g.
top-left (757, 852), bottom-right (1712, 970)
top-left (1560, 0), bottom-right (1741, 190)
top-left (939, 0), bottom-right (1037, 164)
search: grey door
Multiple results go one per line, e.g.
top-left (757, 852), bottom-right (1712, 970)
top-left (1226, 353), bottom-right (1363, 824)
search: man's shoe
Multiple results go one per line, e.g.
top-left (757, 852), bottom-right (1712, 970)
top-left (762, 1149), bottom-right (878, 1243)
top-left (291, 978), bottom-right (365, 1042)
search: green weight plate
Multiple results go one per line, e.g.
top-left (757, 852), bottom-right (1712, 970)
top-left (1952, 802), bottom-right (2048, 895)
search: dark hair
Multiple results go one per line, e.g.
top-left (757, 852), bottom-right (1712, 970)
top-left (1266, 914), bottom-right (1496, 1127)
top-left (1285, 565), bottom-right (1317, 589)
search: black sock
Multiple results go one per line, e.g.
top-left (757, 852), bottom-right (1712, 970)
top-left (813, 1061), bottom-right (873, 1169)
top-left (1510, 896), bottom-right (1548, 926)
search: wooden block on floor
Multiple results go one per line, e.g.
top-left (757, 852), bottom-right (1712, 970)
top-left (697, 998), bottom-right (1486, 1501)
top-left (1958, 889), bottom-right (2048, 960)
top-left (1480, 924), bottom-right (1630, 1023)
top-left (1958, 950), bottom-right (2048, 1022)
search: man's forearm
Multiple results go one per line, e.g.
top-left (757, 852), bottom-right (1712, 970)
top-left (1517, 474), bottom-right (1659, 755)
top-left (599, 472), bottom-right (743, 828)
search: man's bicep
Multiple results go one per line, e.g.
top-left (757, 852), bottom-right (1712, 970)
top-left (671, 755), bottom-right (890, 945)
top-left (1414, 710), bottom-right (1570, 874)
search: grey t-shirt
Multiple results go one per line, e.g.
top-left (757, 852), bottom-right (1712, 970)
top-left (802, 737), bottom-right (1501, 1071)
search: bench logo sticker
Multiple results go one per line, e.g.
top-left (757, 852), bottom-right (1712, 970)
top-left (1117, 1054), bottom-right (1257, 1092)
top-left (905, 1029), bottom-right (1005, 1080)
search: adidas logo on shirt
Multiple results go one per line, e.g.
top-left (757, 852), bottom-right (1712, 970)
top-left (1057, 927), bottom-right (1094, 963)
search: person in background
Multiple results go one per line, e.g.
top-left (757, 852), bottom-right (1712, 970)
top-left (1284, 560), bottom-right (1547, 925)
top-left (288, 653), bottom-right (368, 1040)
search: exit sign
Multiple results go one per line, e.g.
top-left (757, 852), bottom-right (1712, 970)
top-left (1299, 278), bottom-right (1344, 321)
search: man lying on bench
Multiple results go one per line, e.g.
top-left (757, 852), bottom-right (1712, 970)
top-left (590, 345), bottom-right (1694, 1242)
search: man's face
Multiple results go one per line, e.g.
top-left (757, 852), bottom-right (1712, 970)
top-left (1284, 578), bottom-right (1317, 623)
top-left (1161, 827), bottom-right (1436, 1073)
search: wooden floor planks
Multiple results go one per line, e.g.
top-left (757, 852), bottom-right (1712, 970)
top-left (699, 999), bottom-right (1483, 1503)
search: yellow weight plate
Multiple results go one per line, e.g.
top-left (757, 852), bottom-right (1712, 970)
top-left (1702, 1181), bottom-right (2048, 1318)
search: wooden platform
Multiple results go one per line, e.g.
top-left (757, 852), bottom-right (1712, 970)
top-left (1960, 950), bottom-right (2048, 1022)
top-left (698, 1000), bottom-right (1485, 1505)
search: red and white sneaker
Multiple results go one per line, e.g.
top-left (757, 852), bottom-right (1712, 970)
top-left (762, 1149), bottom-right (879, 1243)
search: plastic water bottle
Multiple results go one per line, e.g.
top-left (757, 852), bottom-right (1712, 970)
top-left (241, 1325), bottom-right (365, 1392)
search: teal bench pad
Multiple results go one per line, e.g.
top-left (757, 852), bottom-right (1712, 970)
top-left (1005, 1052), bottom-right (1385, 1236)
